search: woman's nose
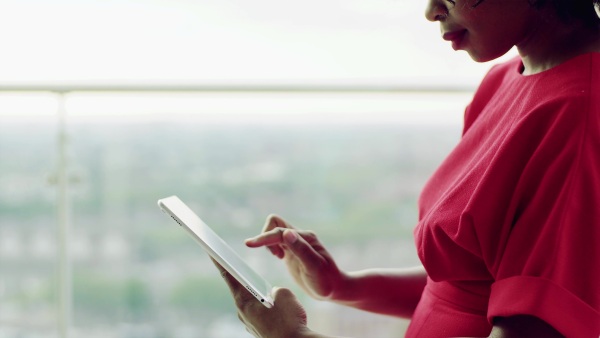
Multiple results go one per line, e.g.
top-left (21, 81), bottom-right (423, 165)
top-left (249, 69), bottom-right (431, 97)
top-left (425, 0), bottom-right (448, 22)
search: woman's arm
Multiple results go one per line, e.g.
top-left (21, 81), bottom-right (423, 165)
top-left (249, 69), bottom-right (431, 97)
top-left (331, 266), bottom-right (427, 318)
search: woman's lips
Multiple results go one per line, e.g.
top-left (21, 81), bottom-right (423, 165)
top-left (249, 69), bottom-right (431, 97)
top-left (442, 30), bottom-right (467, 50)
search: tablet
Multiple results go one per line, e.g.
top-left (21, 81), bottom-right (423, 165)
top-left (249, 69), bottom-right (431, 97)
top-left (157, 195), bottom-right (274, 308)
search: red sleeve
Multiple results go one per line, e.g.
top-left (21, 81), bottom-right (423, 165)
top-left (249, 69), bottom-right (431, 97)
top-left (486, 94), bottom-right (600, 337)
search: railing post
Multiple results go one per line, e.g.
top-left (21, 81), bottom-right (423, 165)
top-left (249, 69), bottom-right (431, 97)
top-left (56, 92), bottom-right (71, 338)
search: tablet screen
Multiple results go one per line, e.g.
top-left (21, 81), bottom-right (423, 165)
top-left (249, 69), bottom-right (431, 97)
top-left (158, 195), bottom-right (273, 307)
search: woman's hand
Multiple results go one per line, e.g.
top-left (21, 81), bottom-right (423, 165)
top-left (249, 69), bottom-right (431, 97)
top-left (244, 215), bottom-right (347, 301)
top-left (245, 215), bottom-right (427, 319)
top-left (211, 259), bottom-right (314, 338)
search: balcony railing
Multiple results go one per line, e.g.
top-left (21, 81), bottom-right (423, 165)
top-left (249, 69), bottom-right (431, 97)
top-left (0, 84), bottom-right (473, 338)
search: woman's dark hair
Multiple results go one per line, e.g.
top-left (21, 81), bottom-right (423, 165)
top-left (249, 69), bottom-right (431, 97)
top-left (471, 0), bottom-right (600, 28)
top-left (529, 0), bottom-right (600, 27)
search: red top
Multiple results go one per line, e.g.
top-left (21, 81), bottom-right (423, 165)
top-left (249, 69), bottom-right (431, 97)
top-left (410, 53), bottom-right (600, 337)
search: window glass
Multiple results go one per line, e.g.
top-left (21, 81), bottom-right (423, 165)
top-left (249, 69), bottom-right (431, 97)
top-left (63, 92), bottom-right (464, 337)
top-left (0, 1), bottom-right (512, 336)
top-left (0, 94), bottom-right (58, 337)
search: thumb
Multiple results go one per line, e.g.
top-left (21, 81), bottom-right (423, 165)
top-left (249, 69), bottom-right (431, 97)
top-left (271, 286), bottom-right (296, 302)
top-left (282, 229), bottom-right (325, 272)
top-left (271, 287), bottom-right (307, 324)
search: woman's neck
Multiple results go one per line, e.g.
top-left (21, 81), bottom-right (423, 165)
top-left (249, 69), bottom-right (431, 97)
top-left (517, 13), bottom-right (600, 75)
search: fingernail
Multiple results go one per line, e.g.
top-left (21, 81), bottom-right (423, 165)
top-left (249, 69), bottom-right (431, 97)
top-left (284, 230), bottom-right (298, 244)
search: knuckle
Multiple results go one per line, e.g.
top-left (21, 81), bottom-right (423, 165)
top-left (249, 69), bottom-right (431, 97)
top-left (303, 230), bottom-right (318, 242)
top-left (262, 214), bottom-right (279, 231)
top-left (271, 214), bottom-right (291, 229)
top-left (265, 214), bottom-right (281, 227)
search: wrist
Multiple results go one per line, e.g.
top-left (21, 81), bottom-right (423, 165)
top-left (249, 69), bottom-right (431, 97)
top-left (327, 266), bottom-right (428, 317)
top-left (329, 270), bottom-right (354, 302)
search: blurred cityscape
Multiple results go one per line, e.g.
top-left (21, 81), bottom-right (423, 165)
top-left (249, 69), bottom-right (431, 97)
top-left (0, 119), bottom-right (460, 337)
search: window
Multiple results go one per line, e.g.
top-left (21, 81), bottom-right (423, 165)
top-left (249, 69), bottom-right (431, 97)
top-left (0, 1), bottom-right (515, 337)
top-left (0, 90), bottom-right (471, 337)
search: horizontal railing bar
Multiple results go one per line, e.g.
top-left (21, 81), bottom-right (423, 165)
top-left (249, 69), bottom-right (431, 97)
top-left (0, 84), bottom-right (474, 93)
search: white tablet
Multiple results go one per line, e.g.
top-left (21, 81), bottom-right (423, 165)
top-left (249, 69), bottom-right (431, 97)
top-left (158, 195), bottom-right (274, 308)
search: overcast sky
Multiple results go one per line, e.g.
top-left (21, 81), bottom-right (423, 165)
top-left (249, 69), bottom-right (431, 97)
top-left (0, 0), bottom-right (517, 87)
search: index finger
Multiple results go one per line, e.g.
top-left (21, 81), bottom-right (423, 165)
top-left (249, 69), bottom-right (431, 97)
top-left (244, 227), bottom-right (286, 248)
top-left (246, 215), bottom-right (294, 258)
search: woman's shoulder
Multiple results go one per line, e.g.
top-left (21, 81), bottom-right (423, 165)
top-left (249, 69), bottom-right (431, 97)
top-left (462, 57), bottom-right (522, 132)
top-left (475, 52), bottom-right (600, 95)
top-left (463, 53), bottom-right (599, 136)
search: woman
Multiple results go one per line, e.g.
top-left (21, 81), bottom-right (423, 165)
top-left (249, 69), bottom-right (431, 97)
top-left (213, 0), bottom-right (600, 336)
